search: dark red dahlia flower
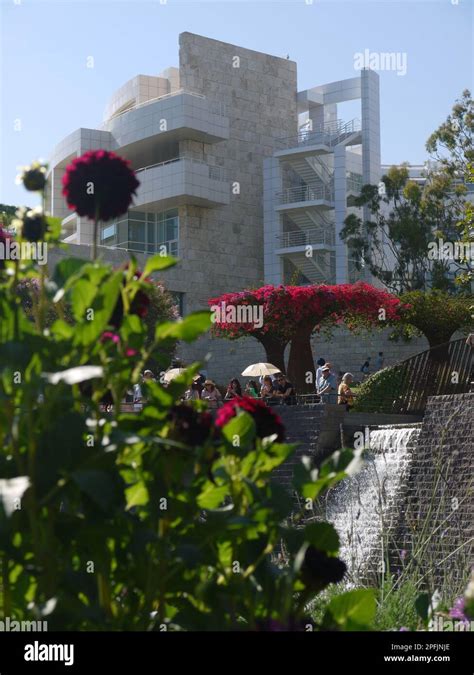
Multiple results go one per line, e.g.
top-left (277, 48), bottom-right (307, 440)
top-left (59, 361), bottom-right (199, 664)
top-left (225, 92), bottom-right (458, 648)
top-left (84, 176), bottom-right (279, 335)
top-left (167, 404), bottom-right (213, 446)
top-left (21, 210), bottom-right (47, 242)
top-left (301, 546), bottom-right (346, 592)
top-left (215, 396), bottom-right (285, 442)
top-left (20, 165), bottom-right (47, 192)
top-left (61, 150), bottom-right (139, 221)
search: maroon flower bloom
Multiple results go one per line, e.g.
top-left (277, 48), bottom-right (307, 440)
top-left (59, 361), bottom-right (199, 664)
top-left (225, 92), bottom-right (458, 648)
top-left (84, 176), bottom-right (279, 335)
top-left (215, 395), bottom-right (285, 442)
top-left (19, 163), bottom-right (47, 192)
top-left (301, 546), bottom-right (347, 592)
top-left (61, 150), bottom-right (139, 221)
top-left (21, 209), bottom-right (47, 242)
top-left (167, 404), bottom-right (213, 446)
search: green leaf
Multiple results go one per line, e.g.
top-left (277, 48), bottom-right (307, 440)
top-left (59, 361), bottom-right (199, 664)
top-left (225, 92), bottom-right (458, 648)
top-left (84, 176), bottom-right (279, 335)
top-left (45, 215), bottom-right (62, 238)
top-left (50, 319), bottom-right (74, 339)
top-left (415, 593), bottom-right (430, 623)
top-left (142, 254), bottom-right (177, 278)
top-left (70, 279), bottom-right (97, 322)
top-left (325, 589), bottom-right (376, 631)
top-left (155, 311), bottom-right (211, 343)
top-left (71, 470), bottom-right (120, 512)
top-left (221, 411), bottom-right (256, 449)
top-left (125, 481), bottom-right (149, 510)
top-left (52, 257), bottom-right (89, 289)
top-left (73, 271), bottom-right (122, 345)
top-left (197, 484), bottom-right (230, 509)
top-left (303, 522), bottom-right (340, 554)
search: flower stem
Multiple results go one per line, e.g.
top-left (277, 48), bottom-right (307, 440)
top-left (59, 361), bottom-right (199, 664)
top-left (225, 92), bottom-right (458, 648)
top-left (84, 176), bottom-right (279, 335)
top-left (92, 205), bottom-right (100, 261)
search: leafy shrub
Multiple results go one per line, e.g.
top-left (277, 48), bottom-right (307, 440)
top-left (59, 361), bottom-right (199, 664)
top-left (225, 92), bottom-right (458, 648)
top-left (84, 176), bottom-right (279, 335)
top-left (353, 366), bottom-right (405, 413)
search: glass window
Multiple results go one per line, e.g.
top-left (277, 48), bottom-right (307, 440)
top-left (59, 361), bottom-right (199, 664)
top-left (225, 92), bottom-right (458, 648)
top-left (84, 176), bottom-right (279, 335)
top-left (101, 223), bottom-right (116, 243)
top-left (129, 211), bottom-right (146, 222)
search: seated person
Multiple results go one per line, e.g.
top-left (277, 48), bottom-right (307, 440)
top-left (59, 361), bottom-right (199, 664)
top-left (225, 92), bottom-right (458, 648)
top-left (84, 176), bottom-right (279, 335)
top-left (317, 365), bottom-right (338, 404)
top-left (201, 380), bottom-right (223, 409)
top-left (245, 380), bottom-right (260, 398)
top-left (274, 373), bottom-right (296, 405)
top-left (260, 375), bottom-right (277, 402)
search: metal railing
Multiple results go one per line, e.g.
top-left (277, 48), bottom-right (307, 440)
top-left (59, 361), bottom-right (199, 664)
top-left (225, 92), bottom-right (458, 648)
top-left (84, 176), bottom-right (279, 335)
top-left (358, 338), bottom-right (473, 415)
top-left (107, 89), bottom-right (227, 120)
top-left (277, 228), bottom-right (335, 248)
top-left (135, 156), bottom-right (227, 182)
top-left (114, 239), bottom-right (179, 256)
top-left (276, 118), bottom-right (361, 151)
top-left (276, 184), bottom-right (334, 205)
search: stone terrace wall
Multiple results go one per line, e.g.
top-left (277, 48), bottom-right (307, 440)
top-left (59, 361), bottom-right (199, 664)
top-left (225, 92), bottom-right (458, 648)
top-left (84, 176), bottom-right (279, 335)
top-left (392, 392), bottom-right (473, 593)
top-left (271, 404), bottom-right (345, 491)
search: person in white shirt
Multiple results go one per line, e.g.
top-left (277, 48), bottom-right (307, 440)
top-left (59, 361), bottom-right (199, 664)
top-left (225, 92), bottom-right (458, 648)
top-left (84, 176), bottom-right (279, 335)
top-left (317, 365), bottom-right (338, 403)
top-left (315, 357), bottom-right (326, 392)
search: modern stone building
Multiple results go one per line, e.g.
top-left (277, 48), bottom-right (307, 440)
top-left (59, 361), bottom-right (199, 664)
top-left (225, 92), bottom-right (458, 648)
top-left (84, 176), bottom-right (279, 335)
top-left (47, 32), bottom-right (432, 382)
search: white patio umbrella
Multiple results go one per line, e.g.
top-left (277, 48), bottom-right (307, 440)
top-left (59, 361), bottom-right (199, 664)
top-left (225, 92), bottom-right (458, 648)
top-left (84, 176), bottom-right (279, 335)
top-left (241, 362), bottom-right (280, 377)
top-left (163, 367), bottom-right (186, 383)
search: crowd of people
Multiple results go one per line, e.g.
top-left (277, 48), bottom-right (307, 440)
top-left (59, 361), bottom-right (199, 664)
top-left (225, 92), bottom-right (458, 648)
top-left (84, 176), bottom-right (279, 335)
top-left (123, 351), bottom-right (386, 412)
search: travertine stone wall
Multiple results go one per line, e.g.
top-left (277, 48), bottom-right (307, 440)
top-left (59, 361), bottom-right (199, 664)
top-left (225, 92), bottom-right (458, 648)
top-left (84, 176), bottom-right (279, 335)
top-left (174, 32), bottom-right (298, 316)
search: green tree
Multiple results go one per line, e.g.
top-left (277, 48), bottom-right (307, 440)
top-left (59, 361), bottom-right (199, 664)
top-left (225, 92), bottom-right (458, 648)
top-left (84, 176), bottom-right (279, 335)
top-left (341, 90), bottom-right (474, 293)
top-left (393, 290), bottom-right (473, 350)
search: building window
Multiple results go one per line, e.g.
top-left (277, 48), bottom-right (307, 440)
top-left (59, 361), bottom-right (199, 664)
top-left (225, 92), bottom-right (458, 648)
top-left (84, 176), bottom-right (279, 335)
top-left (101, 223), bottom-right (117, 245)
top-left (102, 208), bottom-right (179, 255)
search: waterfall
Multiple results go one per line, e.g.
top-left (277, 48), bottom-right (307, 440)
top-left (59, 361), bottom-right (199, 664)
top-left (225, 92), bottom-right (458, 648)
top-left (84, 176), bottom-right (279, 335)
top-left (323, 425), bottom-right (421, 584)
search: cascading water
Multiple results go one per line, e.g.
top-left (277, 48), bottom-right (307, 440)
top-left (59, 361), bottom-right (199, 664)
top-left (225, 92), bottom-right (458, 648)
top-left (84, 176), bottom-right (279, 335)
top-left (323, 425), bottom-right (421, 584)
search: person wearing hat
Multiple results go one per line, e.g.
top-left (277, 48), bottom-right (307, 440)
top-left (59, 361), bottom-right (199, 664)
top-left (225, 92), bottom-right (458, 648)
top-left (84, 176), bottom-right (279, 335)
top-left (315, 357), bottom-right (326, 391)
top-left (201, 379), bottom-right (223, 409)
top-left (184, 376), bottom-right (202, 401)
top-left (317, 364), bottom-right (337, 403)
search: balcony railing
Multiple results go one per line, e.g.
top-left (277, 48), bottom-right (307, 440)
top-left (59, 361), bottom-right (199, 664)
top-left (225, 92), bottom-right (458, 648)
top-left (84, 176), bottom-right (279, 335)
top-left (276, 118), bottom-right (361, 151)
top-left (135, 156), bottom-right (228, 182)
top-left (118, 239), bottom-right (178, 256)
top-left (108, 89), bottom-right (227, 120)
top-left (100, 239), bottom-right (179, 257)
top-left (277, 228), bottom-right (335, 248)
top-left (276, 184), bottom-right (334, 205)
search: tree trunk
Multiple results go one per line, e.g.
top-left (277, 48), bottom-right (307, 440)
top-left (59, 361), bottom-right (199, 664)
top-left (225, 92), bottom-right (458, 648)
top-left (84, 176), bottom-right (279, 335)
top-left (256, 334), bottom-right (288, 373)
top-left (287, 321), bottom-right (316, 394)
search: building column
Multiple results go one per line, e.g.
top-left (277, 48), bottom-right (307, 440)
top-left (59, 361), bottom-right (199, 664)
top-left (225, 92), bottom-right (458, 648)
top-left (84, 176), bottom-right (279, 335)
top-left (264, 156), bottom-right (283, 285)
